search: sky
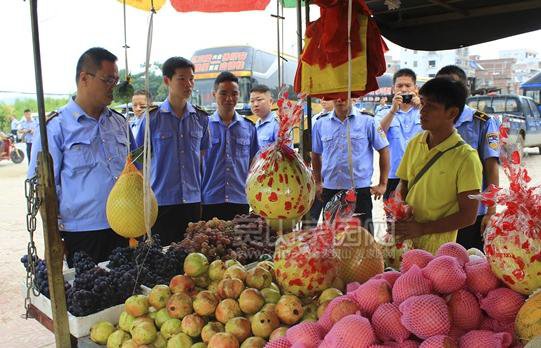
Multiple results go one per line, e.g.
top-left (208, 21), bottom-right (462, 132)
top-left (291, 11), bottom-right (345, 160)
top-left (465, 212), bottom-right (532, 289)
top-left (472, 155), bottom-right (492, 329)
top-left (1, 0), bottom-right (540, 101)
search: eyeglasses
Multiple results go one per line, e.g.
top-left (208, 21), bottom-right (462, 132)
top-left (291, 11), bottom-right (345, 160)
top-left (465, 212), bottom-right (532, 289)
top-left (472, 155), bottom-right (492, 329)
top-left (86, 72), bottom-right (119, 86)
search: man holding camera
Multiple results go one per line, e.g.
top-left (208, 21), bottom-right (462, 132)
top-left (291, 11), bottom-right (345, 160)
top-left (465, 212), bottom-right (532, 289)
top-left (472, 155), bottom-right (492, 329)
top-left (376, 68), bottom-right (423, 200)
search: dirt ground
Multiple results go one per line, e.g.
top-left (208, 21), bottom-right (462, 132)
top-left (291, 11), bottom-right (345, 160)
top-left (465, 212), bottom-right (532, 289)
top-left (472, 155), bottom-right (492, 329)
top-left (0, 147), bottom-right (540, 347)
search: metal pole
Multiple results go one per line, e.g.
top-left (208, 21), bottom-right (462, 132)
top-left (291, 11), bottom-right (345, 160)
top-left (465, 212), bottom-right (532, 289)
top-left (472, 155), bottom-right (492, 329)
top-left (276, 0), bottom-right (282, 87)
top-left (28, 1), bottom-right (71, 347)
top-left (305, 0), bottom-right (312, 135)
top-left (296, 0), bottom-right (304, 158)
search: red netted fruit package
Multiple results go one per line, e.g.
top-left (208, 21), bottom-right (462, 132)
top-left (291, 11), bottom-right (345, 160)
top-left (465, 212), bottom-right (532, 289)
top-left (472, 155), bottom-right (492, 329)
top-left (472, 121), bottom-right (541, 295)
top-left (246, 93), bottom-right (315, 224)
top-left (378, 192), bottom-right (414, 269)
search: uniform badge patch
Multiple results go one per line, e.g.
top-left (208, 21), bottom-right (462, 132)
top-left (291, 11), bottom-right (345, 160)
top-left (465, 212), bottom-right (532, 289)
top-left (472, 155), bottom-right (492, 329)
top-left (487, 132), bottom-right (499, 150)
top-left (377, 126), bottom-right (387, 139)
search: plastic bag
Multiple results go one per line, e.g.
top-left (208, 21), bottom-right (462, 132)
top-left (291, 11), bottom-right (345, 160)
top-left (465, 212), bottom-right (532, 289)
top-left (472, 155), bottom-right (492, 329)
top-left (378, 192), bottom-right (414, 269)
top-left (246, 92), bottom-right (315, 224)
top-left (471, 120), bottom-right (541, 294)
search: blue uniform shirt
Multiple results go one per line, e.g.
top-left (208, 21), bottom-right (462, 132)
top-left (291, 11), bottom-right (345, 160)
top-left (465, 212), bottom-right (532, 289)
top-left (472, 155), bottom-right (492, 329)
top-left (136, 99), bottom-right (210, 206)
top-left (130, 116), bottom-right (143, 138)
top-left (312, 108), bottom-right (389, 190)
top-left (375, 106), bottom-right (422, 179)
top-left (455, 105), bottom-right (500, 216)
top-left (19, 119), bottom-right (37, 143)
top-left (255, 112), bottom-right (279, 149)
top-left (202, 112), bottom-right (259, 205)
top-left (28, 99), bottom-right (136, 232)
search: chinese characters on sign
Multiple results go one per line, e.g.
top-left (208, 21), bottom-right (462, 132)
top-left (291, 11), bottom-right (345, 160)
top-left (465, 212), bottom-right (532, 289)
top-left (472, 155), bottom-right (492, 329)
top-left (193, 52), bottom-right (249, 73)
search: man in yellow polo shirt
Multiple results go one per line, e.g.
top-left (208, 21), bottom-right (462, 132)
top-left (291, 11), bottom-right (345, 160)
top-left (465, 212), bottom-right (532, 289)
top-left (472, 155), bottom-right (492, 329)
top-left (394, 77), bottom-right (483, 254)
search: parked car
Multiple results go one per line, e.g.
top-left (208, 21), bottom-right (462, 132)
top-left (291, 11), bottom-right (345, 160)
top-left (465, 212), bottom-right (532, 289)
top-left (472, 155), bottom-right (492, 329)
top-left (467, 94), bottom-right (541, 153)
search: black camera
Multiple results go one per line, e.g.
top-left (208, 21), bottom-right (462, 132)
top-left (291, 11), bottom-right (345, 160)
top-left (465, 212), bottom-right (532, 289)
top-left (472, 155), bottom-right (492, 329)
top-left (402, 94), bottom-right (413, 104)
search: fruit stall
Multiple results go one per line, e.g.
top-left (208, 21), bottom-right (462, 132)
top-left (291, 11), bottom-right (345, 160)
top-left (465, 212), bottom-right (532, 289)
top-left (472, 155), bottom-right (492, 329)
top-left (22, 0), bottom-right (541, 347)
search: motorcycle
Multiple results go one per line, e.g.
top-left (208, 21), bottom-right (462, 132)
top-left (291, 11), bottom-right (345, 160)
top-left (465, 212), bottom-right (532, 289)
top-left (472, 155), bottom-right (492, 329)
top-left (0, 135), bottom-right (25, 164)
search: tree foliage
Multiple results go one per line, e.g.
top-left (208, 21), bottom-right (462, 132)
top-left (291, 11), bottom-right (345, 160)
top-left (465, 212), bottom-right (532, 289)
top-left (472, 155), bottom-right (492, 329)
top-left (0, 97), bottom-right (70, 132)
top-left (119, 62), bottom-right (167, 103)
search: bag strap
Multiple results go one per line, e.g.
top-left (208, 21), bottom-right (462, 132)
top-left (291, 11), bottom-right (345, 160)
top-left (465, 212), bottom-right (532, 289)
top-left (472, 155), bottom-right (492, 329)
top-left (408, 140), bottom-right (466, 191)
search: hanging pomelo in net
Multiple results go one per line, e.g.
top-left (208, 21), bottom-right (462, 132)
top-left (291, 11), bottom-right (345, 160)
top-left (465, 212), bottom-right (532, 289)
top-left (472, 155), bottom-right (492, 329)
top-left (472, 123), bottom-right (541, 295)
top-left (106, 156), bottom-right (158, 238)
top-left (246, 91), bottom-right (315, 230)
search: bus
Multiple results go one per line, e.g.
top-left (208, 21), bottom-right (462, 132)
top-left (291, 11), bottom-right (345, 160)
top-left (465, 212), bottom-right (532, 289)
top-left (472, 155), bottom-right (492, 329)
top-left (190, 45), bottom-right (298, 116)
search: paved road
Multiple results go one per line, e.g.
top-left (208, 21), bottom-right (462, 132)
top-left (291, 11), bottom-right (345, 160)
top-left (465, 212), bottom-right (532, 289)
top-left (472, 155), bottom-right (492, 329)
top-left (0, 148), bottom-right (540, 347)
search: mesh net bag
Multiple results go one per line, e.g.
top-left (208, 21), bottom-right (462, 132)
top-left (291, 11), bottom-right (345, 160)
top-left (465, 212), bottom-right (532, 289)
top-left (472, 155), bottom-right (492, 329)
top-left (246, 94), bottom-right (315, 224)
top-left (419, 335), bottom-right (457, 348)
top-left (378, 192), bottom-right (414, 269)
top-left (333, 219), bottom-right (385, 285)
top-left (392, 265), bottom-right (433, 305)
top-left (318, 295), bottom-right (359, 332)
top-left (323, 314), bottom-right (376, 348)
top-left (400, 249), bottom-right (435, 273)
top-left (479, 317), bottom-right (516, 337)
top-left (349, 278), bottom-right (392, 316)
top-left (372, 270), bottom-right (401, 288)
top-left (435, 243), bottom-right (469, 267)
top-left (479, 288), bottom-right (525, 322)
top-left (106, 156), bottom-right (158, 239)
top-left (346, 282), bottom-right (361, 294)
top-left (447, 289), bottom-right (482, 330)
top-left (371, 303), bottom-right (410, 343)
top-left (290, 343), bottom-right (310, 348)
top-left (286, 322), bottom-right (324, 347)
top-left (399, 294), bottom-right (451, 339)
top-left (470, 122), bottom-right (541, 295)
top-left (465, 260), bottom-right (500, 296)
top-left (422, 256), bottom-right (466, 294)
top-left (448, 325), bottom-right (466, 342)
top-left (266, 337), bottom-right (292, 348)
top-left (458, 330), bottom-right (513, 348)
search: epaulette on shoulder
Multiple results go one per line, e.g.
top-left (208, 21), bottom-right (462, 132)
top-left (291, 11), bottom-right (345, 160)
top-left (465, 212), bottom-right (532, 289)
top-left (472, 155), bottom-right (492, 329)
top-left (193, 105), bottom-right (209, 116)
top-left (316, 111), bottom-right (330, 120)
top-left (243, 116), bottom-right (255, 125)
top-left (473, 110), bottom-right (490, 122)
top-left (46, 111), bottom-right (59, 124)
top-left (110, 108), bottom-right (127, 119)
top-left (360, 108), bottom-right (374, 117)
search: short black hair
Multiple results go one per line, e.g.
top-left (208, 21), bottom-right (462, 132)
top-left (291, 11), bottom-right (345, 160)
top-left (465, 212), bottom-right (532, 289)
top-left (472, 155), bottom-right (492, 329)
top-left (419, 77), bottom-right (467, 121)
top-left (436, 65), bottom-right (467, 84)
top-left (75, 47), bottom-right (117, 85)
top-left (250, 84), bottom-right (271, 94)
top-left (393, 68), bottom-right (417, 84)
top-left (23, 109), bottom-right (31, 113)
top-left (162, 57), bottom-right (195, 79)
top-left (133, 89), bottom-right (152, 101)
top-left (214, 71), bottom-right (238, 91)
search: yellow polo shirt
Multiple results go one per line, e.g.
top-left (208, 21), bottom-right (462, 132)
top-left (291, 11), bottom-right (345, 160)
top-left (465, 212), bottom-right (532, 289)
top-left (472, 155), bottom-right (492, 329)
top-left (396, 130), bottom-right (483, 254)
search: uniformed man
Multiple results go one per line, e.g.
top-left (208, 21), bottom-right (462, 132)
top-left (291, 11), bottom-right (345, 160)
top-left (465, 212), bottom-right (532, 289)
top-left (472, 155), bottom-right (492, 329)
top-left (202, 71), bottom-right (259, 221)
top-left (130, 89), bottom-right (150, 138)
top-left (18, 109), bottom-right (37, 164)
top-left (28, 47), bottom-right (135, 266)
top-left (374, 96), bottom-right (389, 115)
top-left (311, 98), bottom-right (390, 234)
top-left (250, 84), bottom-right (278, 149)
top-left (436, 65), bottom-right (500, 250)
top-left (135, 57), bottom-right (210, 245)
top-left (375, 68), bottom-right (423, 200)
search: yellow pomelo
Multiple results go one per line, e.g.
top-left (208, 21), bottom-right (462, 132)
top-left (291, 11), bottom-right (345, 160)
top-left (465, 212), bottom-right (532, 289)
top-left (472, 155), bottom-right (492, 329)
top-left (516, 290), bottom-right (541, 343)
top-left (106, 160), bottom-right (158, 238)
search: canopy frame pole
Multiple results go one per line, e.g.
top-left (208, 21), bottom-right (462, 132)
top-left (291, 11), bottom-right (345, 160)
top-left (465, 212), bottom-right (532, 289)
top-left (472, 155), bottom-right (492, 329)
top-left (28, 0), bottom-right (71, 347)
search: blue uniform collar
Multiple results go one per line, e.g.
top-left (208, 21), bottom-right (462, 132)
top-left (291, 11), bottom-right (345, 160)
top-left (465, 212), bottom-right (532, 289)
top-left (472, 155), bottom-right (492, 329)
top-left (455, 104), bottom-right (475, 127)
top-left (330, 107), bottom-right (358, 122)
top-left (210, 111), bottom-right (243, 126)
top-left (256, 112), bottom-right (275, 127)
top-left (160, 99), bottom-right (196, 118)
top-left (66, 98), bottom-right (110, 121)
